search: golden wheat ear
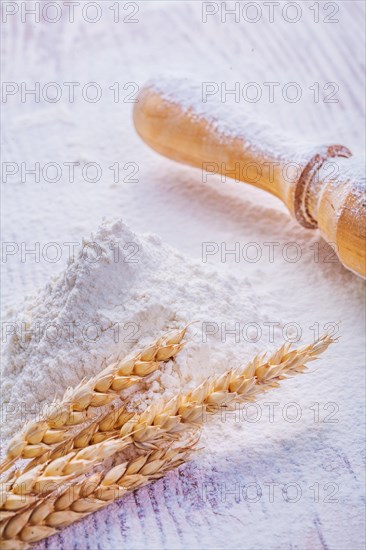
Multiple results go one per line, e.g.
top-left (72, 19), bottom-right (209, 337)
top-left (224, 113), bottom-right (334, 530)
top-left (34, 333), bottom-right (334, 459)
top-left (0, 325), bottom-right (190, 474)
top-left (1, 335), bottom-right (334, 548)
top-left (34, 333), bottom-right (335, 458)
top-left (1, 433), bottom-right (200, 549)
top-left (112, 334), bottom-right (335, 449)
top-left (1, 334), bottom-right (334, 548)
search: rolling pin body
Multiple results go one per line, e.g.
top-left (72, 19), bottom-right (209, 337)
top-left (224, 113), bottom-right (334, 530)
top-left (133, 80), bottom-right (366, 278)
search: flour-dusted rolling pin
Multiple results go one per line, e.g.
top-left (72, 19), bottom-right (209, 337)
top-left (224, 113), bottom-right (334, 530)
top-left (133, 77), bottom-right (366, 278)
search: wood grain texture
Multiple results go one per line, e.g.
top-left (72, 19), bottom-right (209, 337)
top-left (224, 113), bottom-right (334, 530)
top-left (1, 1), bottom-right (365, 549)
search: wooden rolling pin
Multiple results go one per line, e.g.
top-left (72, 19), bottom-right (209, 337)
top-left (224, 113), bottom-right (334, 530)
top-left (133, 78), bottom-right (366, 278)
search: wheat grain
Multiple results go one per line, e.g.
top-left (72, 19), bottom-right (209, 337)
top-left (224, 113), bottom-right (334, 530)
top-left (1, 436), bottom-right (199, 548)
top-left (0, 326), bottom-right (188, 473)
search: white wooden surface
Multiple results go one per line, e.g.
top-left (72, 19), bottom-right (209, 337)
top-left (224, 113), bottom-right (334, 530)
top-left (2, 1), bottom-right (365, 549)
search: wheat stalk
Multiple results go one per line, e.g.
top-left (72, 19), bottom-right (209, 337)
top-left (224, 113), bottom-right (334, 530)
top-left (1, 335), bottom-right (333, 548)
top-left (2, 334), bottom-right (333, 517)
top-left (0, 438), bottom-right (133, 515)
top-left (21, 334), bottom-right (333, 470)
top-left (0, 326), bottom-right (188, 474)
top-left (0, 436), bottom-right (199, 549)
top-left (40, 334), bottom-right (333, 454)
top-left (113, 334), bottom-right (333, 449)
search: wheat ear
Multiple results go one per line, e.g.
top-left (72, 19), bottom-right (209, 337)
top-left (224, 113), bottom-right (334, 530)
top-left (1, 335), bottom-right (333, 548)
top-left (0, 326), bottom-right (188, 473)
top-left (0, 437), bottom-right (134, 516)
top-left (18, 333), bottom-right (333, 477)
top-left (50, 334), bottom-right (333, 452)
top-left (112, 334), bottom-right (333, 449)
top-left (0, 436), bottom-right (199, 549)
top-left (0, 335), bottom-right (332, 519)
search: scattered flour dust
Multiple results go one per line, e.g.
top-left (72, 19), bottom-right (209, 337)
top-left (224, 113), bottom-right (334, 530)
top-left (1, 218), bottom-right (270, 443)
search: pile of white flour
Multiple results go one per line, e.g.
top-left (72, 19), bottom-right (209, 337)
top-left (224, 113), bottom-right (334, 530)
top-left (1, 218), bottom-right (271, 442)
